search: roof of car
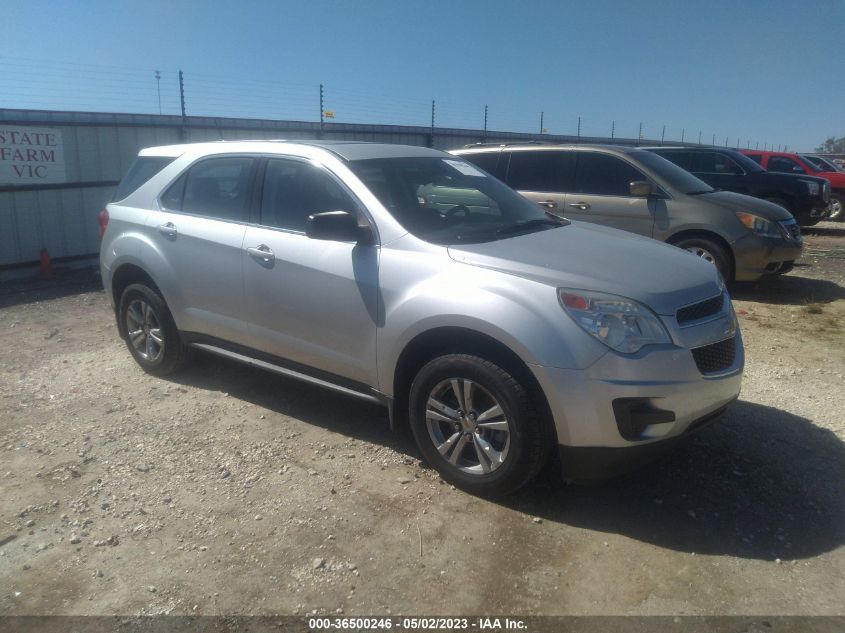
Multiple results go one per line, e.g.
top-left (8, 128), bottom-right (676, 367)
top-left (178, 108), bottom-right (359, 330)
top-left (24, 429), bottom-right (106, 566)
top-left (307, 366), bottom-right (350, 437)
top-left (454, 143), bottom-right (646, 155)
top-left (138, 140), bottom-right (445, 161)
top-left (639, 146), bottom-right (741, 152)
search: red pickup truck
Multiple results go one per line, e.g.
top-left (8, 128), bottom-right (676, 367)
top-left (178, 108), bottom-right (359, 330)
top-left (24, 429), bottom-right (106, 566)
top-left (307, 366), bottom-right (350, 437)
top-left (741, 150), bottom-right (844, 221)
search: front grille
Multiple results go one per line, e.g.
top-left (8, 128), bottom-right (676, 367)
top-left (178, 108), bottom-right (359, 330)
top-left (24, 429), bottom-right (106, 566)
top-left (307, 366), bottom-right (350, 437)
top-left (677, 293), bottom-right (725, 324)
top-left (691, 336), bottom-right (737, 374)
top-left (779, 219), bottom-right (801, 241)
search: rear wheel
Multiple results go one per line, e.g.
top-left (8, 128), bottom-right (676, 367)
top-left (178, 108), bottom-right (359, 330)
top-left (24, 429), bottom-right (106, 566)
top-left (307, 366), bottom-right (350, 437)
top-left (673, 237), bottom-right (731, 281)
top-left (408, 354), bottom-right (549, 496)
top-left (118, 283), bottom-right (191, 376)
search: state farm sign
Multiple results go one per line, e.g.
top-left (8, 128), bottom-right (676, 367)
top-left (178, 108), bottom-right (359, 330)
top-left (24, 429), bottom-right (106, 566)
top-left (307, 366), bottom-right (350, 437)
top-left (0, 126), bottom-right (67, 185)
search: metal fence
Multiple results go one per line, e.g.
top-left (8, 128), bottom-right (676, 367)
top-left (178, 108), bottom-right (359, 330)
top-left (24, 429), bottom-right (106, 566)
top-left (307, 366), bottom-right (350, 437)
top-left (0, 106), bottom-right (749, 277)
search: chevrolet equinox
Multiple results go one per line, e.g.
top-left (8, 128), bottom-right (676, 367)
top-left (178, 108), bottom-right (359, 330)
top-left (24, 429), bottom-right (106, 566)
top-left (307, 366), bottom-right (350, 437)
top-left (100, 141), bottom-right (744, 495)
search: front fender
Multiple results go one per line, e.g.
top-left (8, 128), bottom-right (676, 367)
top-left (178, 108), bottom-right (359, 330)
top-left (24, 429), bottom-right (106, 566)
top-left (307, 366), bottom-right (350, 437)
top-left (376, 252), bottom-right (608, 396)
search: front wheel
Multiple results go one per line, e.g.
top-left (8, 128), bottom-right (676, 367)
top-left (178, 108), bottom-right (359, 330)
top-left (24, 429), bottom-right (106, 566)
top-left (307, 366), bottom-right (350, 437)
top-left (830, 194), bottom-right (844, 221)
top-left (673, 237), bottom-right (731, 282)
top-left (408, 354), bottom-right (550, 496)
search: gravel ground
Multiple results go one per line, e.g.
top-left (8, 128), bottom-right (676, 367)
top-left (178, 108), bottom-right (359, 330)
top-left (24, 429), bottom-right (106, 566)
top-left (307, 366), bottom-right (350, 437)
top-left (0, 222), bottom-right (843, 617)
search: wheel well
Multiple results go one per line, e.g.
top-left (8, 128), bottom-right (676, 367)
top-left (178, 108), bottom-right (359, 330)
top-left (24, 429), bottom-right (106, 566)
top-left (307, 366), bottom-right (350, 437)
top-left (760, 193), bottom-right (793, 208)
top-left (391, 327), bottom-right (555, 440)
top-left (666, 230), bottom-right (735, 281)
top-left (111, 264), bottom-right (161, 310)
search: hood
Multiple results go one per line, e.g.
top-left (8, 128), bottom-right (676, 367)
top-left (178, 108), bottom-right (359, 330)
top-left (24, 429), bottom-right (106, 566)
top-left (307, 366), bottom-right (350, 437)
top-left (817, 170), bottom-right (845, 186)
top-left (447, 222), bottom-right (722, 316)
top-left (696, 190), bottom-right (794, 221)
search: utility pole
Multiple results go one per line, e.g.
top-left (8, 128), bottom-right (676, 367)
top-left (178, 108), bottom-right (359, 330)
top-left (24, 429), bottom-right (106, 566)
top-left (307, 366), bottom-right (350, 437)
top-left (711, 133), bottom-right (715, 146)
top-left (319, 84), bottom-right (324, 139)
top-left (681, 128), bottom-right (685, 143)
top-left (539, 111), bottom-right (544, 135)
top-left (577, 116), bottom-right (581, 138)
top-left (638, 122), bottom-right (642, 143)
top-left (483, 104), bottom-right (488, 141)
top-left (725, 136), bottom-right (728, 147)
top-left (430, 100), bottom-right (435, 148)
top-left (178, 70), bottom-right (187, 142)
top-left (756, 142), bottom-right (759, 150)
top-left (661, 125), bottom-right (665, 145)
top-left (155, 70), bottom-right (162, 115)
top-left (611, 120), bottom-right (615, 140)
top-left (698, 131), bottom-right (702, 145)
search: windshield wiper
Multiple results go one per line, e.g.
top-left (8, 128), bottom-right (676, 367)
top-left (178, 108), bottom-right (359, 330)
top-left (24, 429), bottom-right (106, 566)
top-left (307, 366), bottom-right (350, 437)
top-left (686, 189), bottom-right (715, 195)
top-left (495, 215), bottom-right (568, 236)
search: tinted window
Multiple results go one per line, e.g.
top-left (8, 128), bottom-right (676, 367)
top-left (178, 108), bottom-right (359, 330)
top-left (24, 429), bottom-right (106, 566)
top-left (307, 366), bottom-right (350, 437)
top-left (160, 173), bottom-right (186, 209)
top-left (461, 152), bottom-right (500, 177)
top-left (767, 156), bottom-right (804, 174)
top-left (261, 159), bottom-right (359, 232)
top-left (653, 150), bottom-right (694, 171)
top-left (630, 150), bottom-right (714, 194)
top-left (694, 152), bottom-right (743, 174)
top-left (507, 150), bottom-right (576, 192)
top-left (162, 157), bottom-right (254, 221)
top-left (573, 152), bottom-right (646, 196)
top-left (744, 154), bottom-right (763, 164)
top-left (113, 156), bottom-right (174, 201)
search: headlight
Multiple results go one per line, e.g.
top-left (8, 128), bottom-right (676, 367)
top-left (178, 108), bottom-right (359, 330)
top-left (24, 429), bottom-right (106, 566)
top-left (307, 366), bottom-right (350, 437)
top-left (799, 179), bottom-right (820, 196)
top-left (735, 212), bottom-right (783, 238)
top-left (558, 289), bottom-right (671, 354)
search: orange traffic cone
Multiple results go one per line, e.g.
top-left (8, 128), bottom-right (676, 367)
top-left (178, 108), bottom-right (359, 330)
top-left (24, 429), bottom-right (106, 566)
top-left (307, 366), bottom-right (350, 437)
top-left (39, 248), bottom-right (53, 280)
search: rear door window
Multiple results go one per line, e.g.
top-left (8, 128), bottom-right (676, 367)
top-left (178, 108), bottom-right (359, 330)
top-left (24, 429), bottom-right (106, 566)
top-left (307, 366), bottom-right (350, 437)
top-left (694, 152), bottom-right (743, 174)
top-left (573, 152), bottom-right (646, 196)
top-left (506, 150), bottom-right (576, 192)
top-left (744, 154), bottom-right (763, 165)
top-left (161, 157), bottom-right (255, 222)
top-left (113, 156), bottom-right (175, 201)
top-left (461, 152), bottom-right (502, 178)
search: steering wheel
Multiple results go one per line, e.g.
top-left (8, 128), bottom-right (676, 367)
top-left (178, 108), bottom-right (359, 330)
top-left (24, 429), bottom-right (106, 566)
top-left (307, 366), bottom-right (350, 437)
top-left (444, 204), bottom-right (472, 219)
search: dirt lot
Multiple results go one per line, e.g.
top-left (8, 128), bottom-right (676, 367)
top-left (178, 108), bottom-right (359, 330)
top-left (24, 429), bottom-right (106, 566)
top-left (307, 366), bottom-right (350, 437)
top-left (1, 223), bottom-right (843, 617)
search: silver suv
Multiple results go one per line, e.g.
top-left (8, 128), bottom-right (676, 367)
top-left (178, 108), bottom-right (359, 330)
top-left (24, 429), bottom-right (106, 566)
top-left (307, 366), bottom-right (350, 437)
top-left (100, 141), bottom-right (743, 495)
top-left (452, 144), bottom-right (803, 281)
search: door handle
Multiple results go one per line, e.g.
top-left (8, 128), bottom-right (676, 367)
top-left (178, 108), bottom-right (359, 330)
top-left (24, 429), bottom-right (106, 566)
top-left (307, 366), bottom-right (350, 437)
top-left (157, 222), bottom-right (177, 237)
top-left (247, 244), bottom-right (275, 262)
top-left (538, 200), bottom-right (558, 209)
top-left (569, 202), bottom-right (591, 211)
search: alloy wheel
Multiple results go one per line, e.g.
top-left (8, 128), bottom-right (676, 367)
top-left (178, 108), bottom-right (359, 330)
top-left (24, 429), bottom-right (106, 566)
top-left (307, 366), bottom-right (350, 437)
top-left (125, 299), bottom-right (165, 363)
top-left (425, 378), bottom-right (510, 475)
top-left (686, 246), bottom-right (716, 265)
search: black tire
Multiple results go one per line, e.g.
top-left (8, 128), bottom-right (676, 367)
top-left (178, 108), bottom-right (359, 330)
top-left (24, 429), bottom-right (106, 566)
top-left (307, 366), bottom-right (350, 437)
top-left (830, 193), bottom-right (845, 222)
top-left (672, 237), bottom-right (732, 282)
top-left (117, 283), bottom-right (191, 376)
top-left (408, 354), bottom-right (550, 496)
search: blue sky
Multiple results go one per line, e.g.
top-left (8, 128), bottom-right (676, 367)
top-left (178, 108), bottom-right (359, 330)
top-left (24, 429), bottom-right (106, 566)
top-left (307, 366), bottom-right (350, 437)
top-left (2, 0), bottom-right (842, 151)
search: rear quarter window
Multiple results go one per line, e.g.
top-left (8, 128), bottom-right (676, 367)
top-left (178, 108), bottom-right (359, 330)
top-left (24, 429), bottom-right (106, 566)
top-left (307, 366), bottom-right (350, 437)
top-left (112, 156), bottom-right (175, 202)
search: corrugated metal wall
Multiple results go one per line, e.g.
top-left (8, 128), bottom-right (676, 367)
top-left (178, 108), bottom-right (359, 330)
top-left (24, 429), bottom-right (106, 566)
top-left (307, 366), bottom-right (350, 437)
top-left (0, 108), bottom-right (661, 274)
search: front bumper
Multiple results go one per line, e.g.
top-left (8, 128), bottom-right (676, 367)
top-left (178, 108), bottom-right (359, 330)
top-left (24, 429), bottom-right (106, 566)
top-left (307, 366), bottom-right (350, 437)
top-left (732, 233), bottom-right (803, 281)
top-left (529, 329), bottom-right (743, 479)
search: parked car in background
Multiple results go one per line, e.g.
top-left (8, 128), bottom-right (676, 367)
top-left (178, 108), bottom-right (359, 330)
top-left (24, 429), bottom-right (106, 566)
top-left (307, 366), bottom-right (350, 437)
top-left (741, 150), bottom-right (845, 221)
top-left (645, 146), bottom-right (830, 226)
top-left (453, 144), bottom-right (803, 282)
top-left (101, 141), bottom-right (744, 495)
top-left (802, 154), bottom-right (844, 173)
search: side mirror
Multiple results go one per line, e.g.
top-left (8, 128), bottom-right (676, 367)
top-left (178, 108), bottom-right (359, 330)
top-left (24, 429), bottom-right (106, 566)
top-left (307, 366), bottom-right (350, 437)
top-left (629, 181), bottom-right (655, 197)
top-left (305, 210), bottom-right (371, 243)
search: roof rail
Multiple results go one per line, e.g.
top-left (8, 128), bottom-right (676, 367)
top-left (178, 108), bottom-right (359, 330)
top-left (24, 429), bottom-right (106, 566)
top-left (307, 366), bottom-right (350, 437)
top-left (461, 140), bottom-right (552, 149)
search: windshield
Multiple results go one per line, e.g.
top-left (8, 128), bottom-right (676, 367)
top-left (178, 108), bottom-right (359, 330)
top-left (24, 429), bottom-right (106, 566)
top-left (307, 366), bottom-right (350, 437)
top-left (630, 150), bottom-right (715, 194)
top-left (349, 156), bottom-right (564, 244)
